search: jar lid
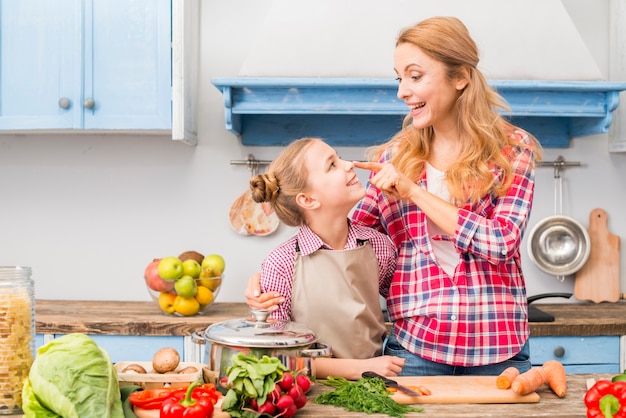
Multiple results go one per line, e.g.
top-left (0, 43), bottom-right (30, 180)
top-left (204, 309), bottom-right (317, 348)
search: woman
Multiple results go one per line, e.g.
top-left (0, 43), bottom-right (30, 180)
top-left (247, 16), bottom-right (542, 376)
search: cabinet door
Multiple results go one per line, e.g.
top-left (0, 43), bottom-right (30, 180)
top-left (0, 0), bottom-right (80, 129)
top-left (85, 0), bottom-right (171, 129)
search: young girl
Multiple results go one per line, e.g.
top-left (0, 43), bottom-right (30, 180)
top-left (249, 137), bottom-right (405, 379)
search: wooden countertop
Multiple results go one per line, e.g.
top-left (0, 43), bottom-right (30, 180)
top-left (298, 373), bottom-right (603, 417)
top-left (34, 300), bottom-right (626, 337)
top-left (35, 300), bottom-right (251, 336)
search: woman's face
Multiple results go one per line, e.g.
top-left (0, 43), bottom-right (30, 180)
top-left (394, 42), bottom-right (466, 133)
top-left (303, 140), bottom-right (365, 210)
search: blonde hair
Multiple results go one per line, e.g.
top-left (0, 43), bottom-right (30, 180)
top-left (249, 138), bottom-right (319, 226)
top-left (372, 16), bottom-right (542, 205)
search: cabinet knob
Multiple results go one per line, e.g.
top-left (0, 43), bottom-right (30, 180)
top-left (58, 97), bottom-right (71, 109)
top-left (83, 98), bottom-right (95, 109)
top-left (553, 346), bottom-right (565, 358)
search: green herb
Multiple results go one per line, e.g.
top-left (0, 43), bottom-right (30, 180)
top-left (315, 376), bottom-right (424, 417)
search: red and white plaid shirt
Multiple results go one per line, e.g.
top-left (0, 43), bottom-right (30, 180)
top-left (352, 131), bottom-right (536, 367)
top-left (259, 221), bottom-right (397, 323)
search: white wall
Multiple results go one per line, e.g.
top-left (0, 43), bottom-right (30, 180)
top-left (1, 0), bottom-right (625, 305)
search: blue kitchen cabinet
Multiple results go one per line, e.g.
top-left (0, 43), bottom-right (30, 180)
top-left (530, 336), bottom-right (620, 374)
top-left (0, 0), bottom-right (171, 131)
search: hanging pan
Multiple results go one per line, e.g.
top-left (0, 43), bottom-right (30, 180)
top-left (527, 157), bottom-right (590, 281)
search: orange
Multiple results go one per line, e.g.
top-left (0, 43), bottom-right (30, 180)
top-left (158, 292), bottom-right (177, 314)
top-left (195, 286), bottom-right (215, 306)
top-left (173, 295), bottom-right (200, 316)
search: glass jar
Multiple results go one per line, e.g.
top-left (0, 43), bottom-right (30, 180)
top-left (0, 266), bottom-right (34, 415)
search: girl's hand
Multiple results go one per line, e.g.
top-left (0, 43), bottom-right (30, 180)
top-left (353, 161), bottom-right (412, 199)
top-left (244, 273), bottom-right (284, 311)
top-left (360, 356), bottom-right (406, 377)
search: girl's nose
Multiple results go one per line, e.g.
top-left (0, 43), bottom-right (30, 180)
top-left (344, 160), bottom-right (354, 171)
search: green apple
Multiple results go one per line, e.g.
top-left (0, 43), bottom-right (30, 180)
top-left (174, 275), bottom-right (197, 298)
top-left (201, 254), bottom-right (226, 277)
top-left (181, 259), bottom-right (202, 278)
top-left (158, 256), bottom-right (184, 281)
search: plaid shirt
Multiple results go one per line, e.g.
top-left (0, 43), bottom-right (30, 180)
top-left (260, 221), bottom-right (397, 323)
top-left (351, 131), bottom-right (536, 367)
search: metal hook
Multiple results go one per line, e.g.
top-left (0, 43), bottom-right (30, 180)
top-left (537, 155), bottom-right (582, 179)
top-left (230, 154), bottom-right (272, 177)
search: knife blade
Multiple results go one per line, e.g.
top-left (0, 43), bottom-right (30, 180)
top-left (361, 371), bottom-right (421, 396)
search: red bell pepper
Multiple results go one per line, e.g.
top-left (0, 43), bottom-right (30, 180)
top-left (160, 380), bottom-right (216, 418)
top-left (585, 379), bottom-right (626, 418)
top-left (128, 386), bottom-right (184, 409)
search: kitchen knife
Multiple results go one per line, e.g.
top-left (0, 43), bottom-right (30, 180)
top-left (362, 371), bottom-right (421, 396)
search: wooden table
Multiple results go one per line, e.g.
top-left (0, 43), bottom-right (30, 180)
top-left (296, 373), bottom-right (602, 417)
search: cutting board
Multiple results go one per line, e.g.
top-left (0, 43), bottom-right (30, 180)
top-left (575, 208), bottom-right (621, 303)
top-left (389, 376), bottom-right (540, 404)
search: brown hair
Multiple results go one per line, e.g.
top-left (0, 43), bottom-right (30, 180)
top-left (249, 137), bottom-right (318, 226)
top-left (372, 16), bottom-right (542, 205)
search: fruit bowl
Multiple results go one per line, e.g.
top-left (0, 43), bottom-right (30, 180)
top-left (145, 276), bottom-right (223, 316)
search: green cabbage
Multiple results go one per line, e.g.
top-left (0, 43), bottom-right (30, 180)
top-left (21, 333), bottom-right (124, 418)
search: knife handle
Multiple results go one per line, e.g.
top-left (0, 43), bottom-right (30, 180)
top-left (362, 371), bottom-right (397, 387)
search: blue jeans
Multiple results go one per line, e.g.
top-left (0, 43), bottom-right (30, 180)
top-left (384, 328), bottom-right (532, 376)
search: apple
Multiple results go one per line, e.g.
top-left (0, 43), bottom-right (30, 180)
top-left (201, 254), bottom-right (226, 277)
top-left (158, 256), bottom-right (184, 281)
top-left (174, 275), bottom-right (197, 298)
top-left (181, 259), bottom-right (202, 279)
top-left (144, 259), bottom-right (175, 292)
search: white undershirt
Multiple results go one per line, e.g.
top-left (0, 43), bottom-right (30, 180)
top-left (425, 163), bottom-right (459, 277)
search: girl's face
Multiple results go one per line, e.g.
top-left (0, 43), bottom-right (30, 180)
top-left (394, 42), bottom-right (466, 133)
top-left (302, 140), bottom-right (365, 210)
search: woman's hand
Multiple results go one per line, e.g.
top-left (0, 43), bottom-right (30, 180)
top-left (353, 161), bottom-right (413, 199)
top-left (244, 273), bottom-right (285, 311)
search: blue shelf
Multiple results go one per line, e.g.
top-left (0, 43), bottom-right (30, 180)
top-left (211, 78), bottom-right (626, 148)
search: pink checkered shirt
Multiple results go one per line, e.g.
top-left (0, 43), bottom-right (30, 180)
top-left (259, 221), bottom-right (397, 323)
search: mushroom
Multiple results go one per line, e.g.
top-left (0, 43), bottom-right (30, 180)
top-left (152, 347), bottom-right (181, 374)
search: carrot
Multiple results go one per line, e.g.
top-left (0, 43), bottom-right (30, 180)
top-left (496, 366), bottom-right (520, 389)
top-left (417, 385), bottom-right (432, 396)
top-left (541, 360), bottom-right (567, 397)
top-left (511, 367), bottom-right (545, 395)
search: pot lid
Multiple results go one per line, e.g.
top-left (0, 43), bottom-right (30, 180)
top-left (204, 309), bottom-right (318, 348)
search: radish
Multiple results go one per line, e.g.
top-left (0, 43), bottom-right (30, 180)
top-left (282, 404), bottom-right (298, 417)
top-left (278, 372), bottom-right (294, 391)
top-left (294, 393), bottom-right (307, 409)
top-left (257, 399), bottom-right (276, 415)
top-left (247, 398), bottom-right (259, 410)
top-left (287, 384), bottom-right (303, 400)
top-left (275, 394), bottom-right (295, 411)
top-left (296, 374), bottom-right (312, 393)
top-left (268, 383), bottom-right (282, 402)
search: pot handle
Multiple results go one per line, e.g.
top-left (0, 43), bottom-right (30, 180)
top-left (300, 342), bottom-right (332, 358)
top-left (191, 330), bottom-right (206, 345)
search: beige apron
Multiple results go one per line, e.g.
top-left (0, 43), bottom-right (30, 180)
top-left (291, 240), bottom-right (386, 359)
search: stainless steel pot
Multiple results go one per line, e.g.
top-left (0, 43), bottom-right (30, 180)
top-left (192, 309), bottom-right (331, 380)
top-left (527, 214), bottom-right (591, 277)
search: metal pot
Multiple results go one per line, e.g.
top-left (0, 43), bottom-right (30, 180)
top-left (192, 309), bottom-right (331, 380)
top-left (527, 214), bottom-right (591, 277)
